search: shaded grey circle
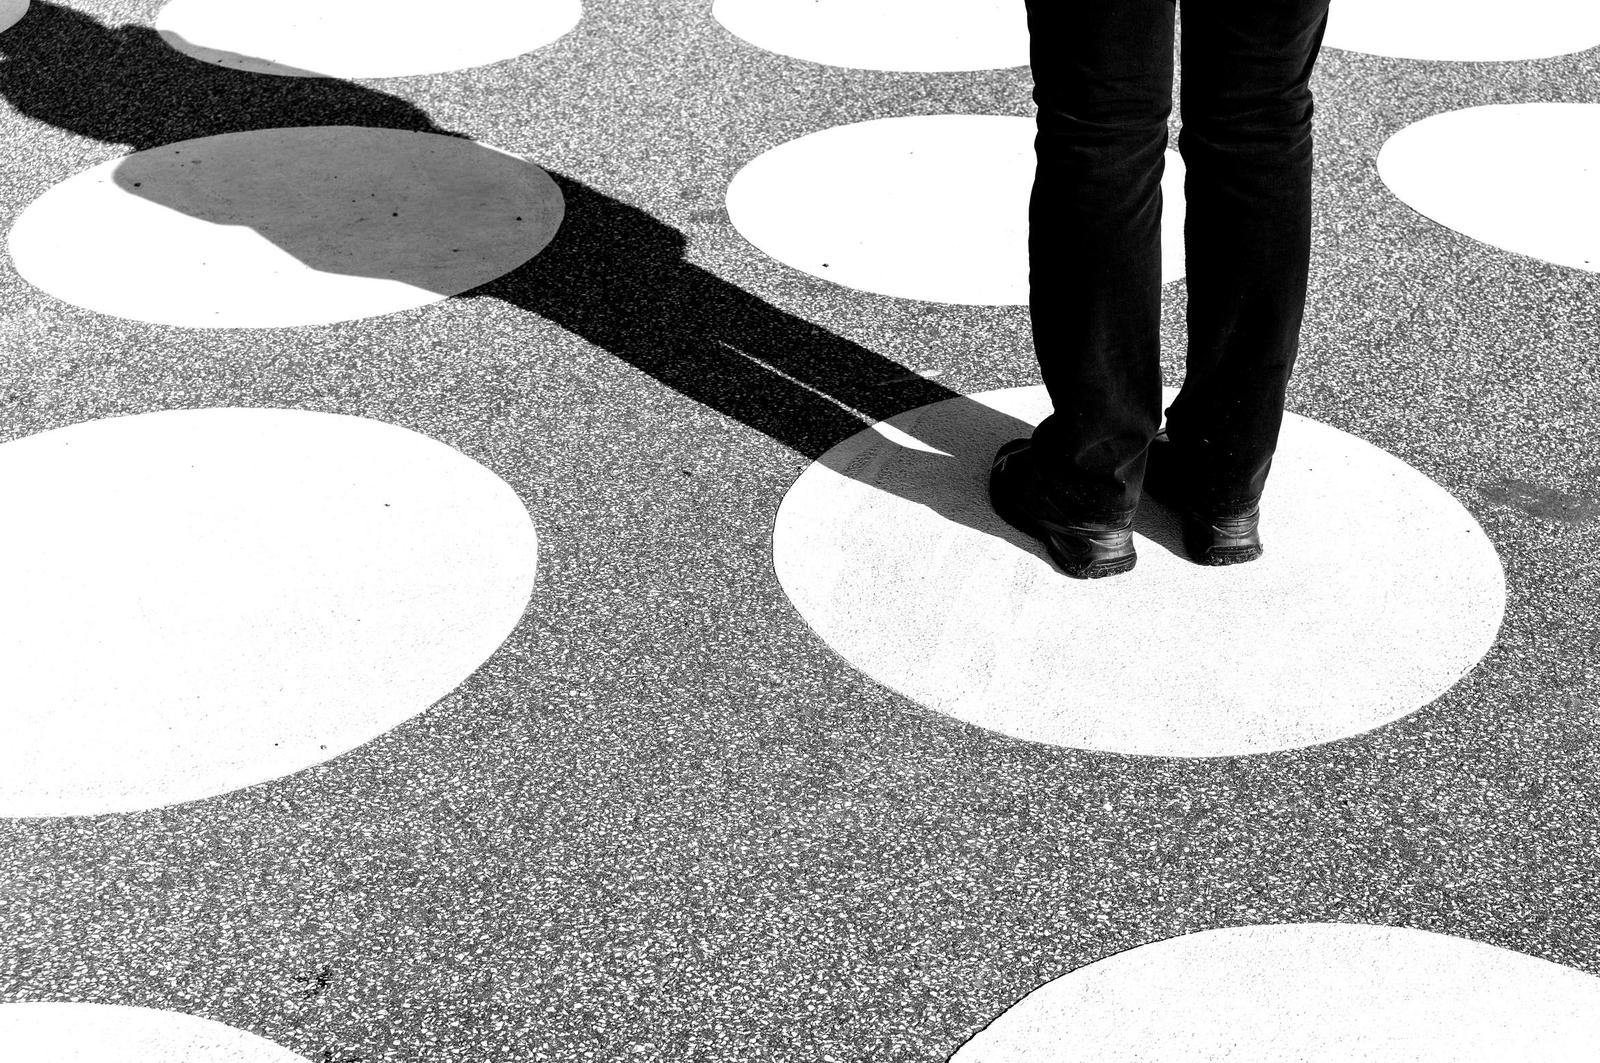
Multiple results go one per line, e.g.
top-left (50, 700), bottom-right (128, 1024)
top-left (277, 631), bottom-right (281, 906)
top-left (8, 126), bottom-right (564, 327)
top-left (0, 0), bottom-right (28, 35)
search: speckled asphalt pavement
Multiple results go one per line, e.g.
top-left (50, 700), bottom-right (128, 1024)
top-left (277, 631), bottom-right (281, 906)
top-left (1, 1), bottom-right (1598, 1060)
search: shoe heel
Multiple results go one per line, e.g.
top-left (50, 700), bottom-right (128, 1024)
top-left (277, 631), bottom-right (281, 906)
top-left (1077, 553), bottom-right (1138, 579)
top-left (1194, 542), bottom-right (1264, 566)
top-left (1182, 509), bottom-right (1263, 567)
top-left (1043, 530), bottom-right (1138, 579)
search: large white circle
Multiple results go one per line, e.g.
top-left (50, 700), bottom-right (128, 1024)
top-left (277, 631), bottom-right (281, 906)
top-left (712, 0), bottom-right (1028, 71)
top-left (156, 0), bottom-right (583, 78)
top-left (951, 924), bottom-right (1600, 1061)
top-left (7, 127), bottom-right (564, 328)
top-left (0, 0), bottom-right (27, 35)
top-left (0, 1003), bottom-right (309, 1063)
top-left (727, 116), bottom-right (1186, 306)
top-left (1323, 0), bottom-right (1600, 61)
top-left (772, 387), bottom-right (1504, 756)
top-left (1379, 104), bottom-right (1600, 274)
top-left (0, 408), bottom-right (538, 817)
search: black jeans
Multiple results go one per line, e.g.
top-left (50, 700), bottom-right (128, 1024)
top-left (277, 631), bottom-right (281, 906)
top-left (1024, 0), bottom-right (1331, 521)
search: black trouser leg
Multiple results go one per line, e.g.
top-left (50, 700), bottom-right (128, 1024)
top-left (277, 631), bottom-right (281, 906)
top-left (1024, 0), bottom-right (1174, 523)
top-left (1169, 0), bottom-right (1331, 517)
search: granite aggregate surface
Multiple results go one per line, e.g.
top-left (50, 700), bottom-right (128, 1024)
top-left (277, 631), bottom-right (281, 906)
top-left (1, 0), bottom-right (1598, 1060)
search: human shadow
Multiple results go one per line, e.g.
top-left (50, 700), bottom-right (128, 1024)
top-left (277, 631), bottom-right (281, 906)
top-left (0, 3), bottom-right (442, 145)
top-left (0, 1), bottom-right (1188, 558)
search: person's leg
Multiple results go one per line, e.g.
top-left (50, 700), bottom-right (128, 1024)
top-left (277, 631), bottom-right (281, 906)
top-left (1022, 0), bottom-right (1176, 523)
top-left (1168, 0), bottom-right (1331, 517)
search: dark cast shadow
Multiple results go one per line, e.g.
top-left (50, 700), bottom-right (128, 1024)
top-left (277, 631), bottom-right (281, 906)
top-left (0, 1), bottom-right (1189, 560)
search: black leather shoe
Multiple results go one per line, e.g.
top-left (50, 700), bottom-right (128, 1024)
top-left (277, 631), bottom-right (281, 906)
top-left (1143, 431), bottom-right (1264, 566)
top-left (989, 439), bottom-right (1137, 579)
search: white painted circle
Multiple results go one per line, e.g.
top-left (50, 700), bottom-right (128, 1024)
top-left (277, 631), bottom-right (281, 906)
top-left (712, 0), bottom-right (1028, 71)
top-left (0, 1002), bottom-right (309, 1063)
top-left (772, 387), bottom-right (1504, 756)
top-left (7, 127), bottom-right (564, 328)
top-left (1379, 104), bottom-right (1600, 274)
top-left (1324, 0), bottom-right (1600, 61)
top-left (727, 116), bottom-right (1186, 306)
top-left (0, 0), bottom-right (28, 35)
top-left (0, 408), bottom-right (538, 817)
top-left (952, 924), bottom-right (1600, 1062)
top-left (156, 0), bottom-right (583, 78)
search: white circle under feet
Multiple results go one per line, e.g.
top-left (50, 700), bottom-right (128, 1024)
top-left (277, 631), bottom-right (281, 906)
top-left (951, 924), bottom-right (1600, 1061)
top-left (727, 116), bottom-right (1186, 306)
top-left (772, 387), bottom-right (1504, 756)
top-left (1379, 104), bottom-right (1600, 274)
top-left (0, 1003), bottom-right (309, 1063)
top-left (1323, 0), bottom-right (1600, 61)
top-left (7, 126), bottom-right (564, 328)
top-left (0, 408), bottom-right (538, 817)
top-left (0, 0), bottom-right (28, 35)
top-left (713, 0), bottom-right (1027, 71)
top-left (156, 0), bottom-right (582, 78)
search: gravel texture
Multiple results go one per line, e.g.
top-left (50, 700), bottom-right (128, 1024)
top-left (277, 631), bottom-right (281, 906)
top-left (0, 2), bottom-right (1597, 1060)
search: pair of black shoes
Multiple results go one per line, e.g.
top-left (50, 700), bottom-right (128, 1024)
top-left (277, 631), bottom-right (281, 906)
top-left (989, 432), bottom-right (1264, 579)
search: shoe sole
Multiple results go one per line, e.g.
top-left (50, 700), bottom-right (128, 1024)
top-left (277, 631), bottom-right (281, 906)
top-left (1063, 551), bottom-right (1138, 579)
top-left (1192, 542), bottom-right (1265, 566)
